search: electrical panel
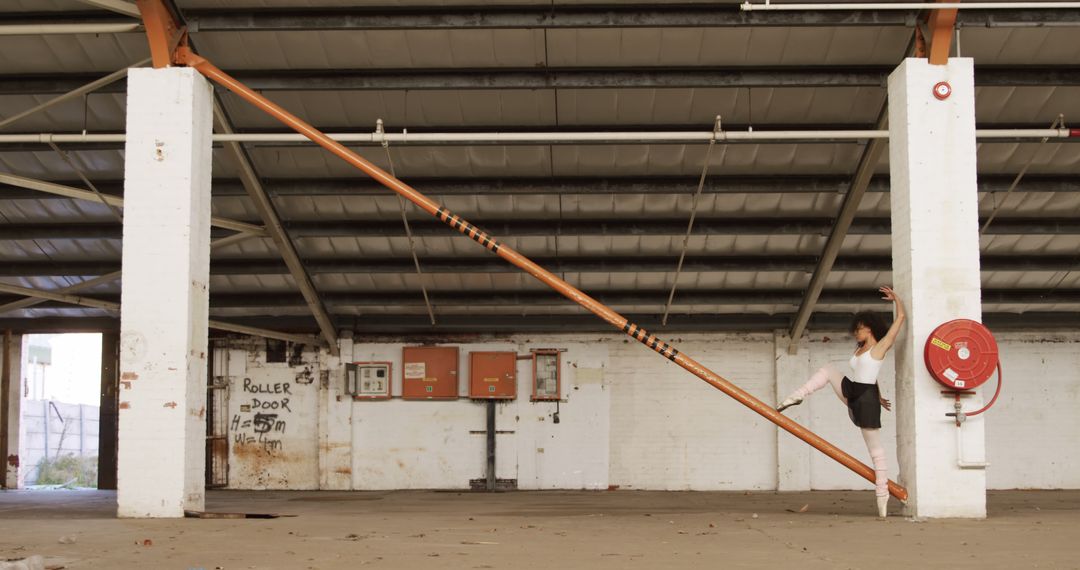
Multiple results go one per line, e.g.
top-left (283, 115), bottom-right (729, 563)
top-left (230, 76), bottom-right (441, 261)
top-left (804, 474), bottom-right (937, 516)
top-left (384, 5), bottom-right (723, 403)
top-left (532, 349), bottom-right (561, 401)
top-left (469, 351), bottom-right (517, 400)
top-left (402, 346), bottom-right (459, 400)
top-left (346, 361), bottom-right (391, 400)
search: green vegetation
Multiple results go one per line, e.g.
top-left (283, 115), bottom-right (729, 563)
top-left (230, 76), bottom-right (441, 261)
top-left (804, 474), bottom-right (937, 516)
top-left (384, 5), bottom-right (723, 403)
top-left (34, 454), bottom-right (98, 488)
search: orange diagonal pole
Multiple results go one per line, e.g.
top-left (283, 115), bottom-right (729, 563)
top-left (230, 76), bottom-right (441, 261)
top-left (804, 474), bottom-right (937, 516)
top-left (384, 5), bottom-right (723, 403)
top-left (175, 47), bottom-right (907, 503)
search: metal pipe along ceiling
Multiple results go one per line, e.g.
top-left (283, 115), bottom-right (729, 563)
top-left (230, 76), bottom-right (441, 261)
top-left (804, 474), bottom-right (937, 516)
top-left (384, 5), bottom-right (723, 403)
top-left (0, 128), bottom-right (1074, 145)
top-left (741, 2), bottom-right (1080, 10)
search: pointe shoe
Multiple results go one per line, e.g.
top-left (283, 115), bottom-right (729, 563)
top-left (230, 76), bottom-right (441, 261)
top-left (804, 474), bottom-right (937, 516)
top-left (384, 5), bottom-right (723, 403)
top-left (776, 396), bottom-right (803, 412)
top-left (876, 495), bottom-right (889, 519)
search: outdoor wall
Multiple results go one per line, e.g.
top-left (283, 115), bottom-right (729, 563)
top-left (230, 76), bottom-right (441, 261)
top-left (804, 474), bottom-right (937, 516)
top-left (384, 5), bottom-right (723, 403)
top-left (18, 399), bottom-right (99, 487)
top-left (218, 331), bottom-right (1080, 492)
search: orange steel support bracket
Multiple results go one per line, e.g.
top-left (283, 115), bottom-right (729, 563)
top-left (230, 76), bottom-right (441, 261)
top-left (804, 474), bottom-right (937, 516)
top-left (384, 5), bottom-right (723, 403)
top-left (136, 0), bottom-right (188, 68)
top-left (174, 46), bottom-right (908, 503)
top-left (927, 0), bottom-right (959, 65)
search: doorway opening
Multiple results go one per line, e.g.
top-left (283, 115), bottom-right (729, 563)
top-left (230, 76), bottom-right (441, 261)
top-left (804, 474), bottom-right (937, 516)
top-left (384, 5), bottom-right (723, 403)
top-left (18, 333), bottom-right (102, 490)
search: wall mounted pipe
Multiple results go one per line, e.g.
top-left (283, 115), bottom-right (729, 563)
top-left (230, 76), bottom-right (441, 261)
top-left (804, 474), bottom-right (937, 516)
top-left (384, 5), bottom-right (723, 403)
top-left (741, 2), bottom-right (1080, 11)
top-left (179, 47), bottom-right (911, 502)
top-left (0, 128), bottom-right (1074, 146)
top-left (0, 23), bottom-right (142, 35)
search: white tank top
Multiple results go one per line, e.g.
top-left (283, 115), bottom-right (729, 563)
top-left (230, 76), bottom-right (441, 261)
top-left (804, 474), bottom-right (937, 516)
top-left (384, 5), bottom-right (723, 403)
top-left (848, 350), bottom-right (884, 385)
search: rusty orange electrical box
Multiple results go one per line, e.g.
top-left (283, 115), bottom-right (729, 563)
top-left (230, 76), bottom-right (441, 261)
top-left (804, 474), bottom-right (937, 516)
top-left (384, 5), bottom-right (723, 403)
top-left (469, 351), bottom-right (517, 400)
top-left (402, 346), bottom-right (459, 400)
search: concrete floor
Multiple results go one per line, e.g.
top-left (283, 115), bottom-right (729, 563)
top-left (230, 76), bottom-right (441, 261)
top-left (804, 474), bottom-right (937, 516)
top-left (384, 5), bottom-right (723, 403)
top-left (0, 490), bottom-right (1076, 569)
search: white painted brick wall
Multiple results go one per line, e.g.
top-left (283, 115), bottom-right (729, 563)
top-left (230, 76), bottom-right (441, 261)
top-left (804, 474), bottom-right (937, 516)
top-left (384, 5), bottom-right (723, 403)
top-left (224, 340), bottom-right (320, 490)
top-left (608, 334), bottom-right (777, 490)
top-left (221, 331), bottom-right (1080, 492)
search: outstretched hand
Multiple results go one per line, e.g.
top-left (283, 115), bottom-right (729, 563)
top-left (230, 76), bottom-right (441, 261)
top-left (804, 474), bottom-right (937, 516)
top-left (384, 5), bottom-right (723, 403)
top-left (879, 285), bottom-right (898, 302)
top-left (880, 397), bottom-right (892, 411)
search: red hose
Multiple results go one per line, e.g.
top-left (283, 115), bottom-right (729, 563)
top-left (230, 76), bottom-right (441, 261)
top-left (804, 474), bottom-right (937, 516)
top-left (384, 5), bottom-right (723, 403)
top-left (966, 362), bottom-right (1002, 417)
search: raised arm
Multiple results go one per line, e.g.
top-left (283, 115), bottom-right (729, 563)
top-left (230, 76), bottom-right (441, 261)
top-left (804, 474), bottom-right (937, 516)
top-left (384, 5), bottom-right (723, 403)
top-left (871, 286), bottom-right (906, 359)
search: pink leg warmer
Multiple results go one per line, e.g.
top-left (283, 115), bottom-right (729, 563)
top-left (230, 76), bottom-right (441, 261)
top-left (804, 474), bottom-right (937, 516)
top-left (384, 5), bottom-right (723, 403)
top-left (862, 428), bottom-right (889, 498)
top-left (792, 367), bottom-right (831, 400)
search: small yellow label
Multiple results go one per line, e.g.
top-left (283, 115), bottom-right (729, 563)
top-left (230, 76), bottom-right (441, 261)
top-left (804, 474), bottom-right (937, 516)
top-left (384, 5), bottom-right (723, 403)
top-left (931, 337), bottom-right (952, 351)
top-left (422, 377), bottom-right (437, 382)
top-left (484, 377), bottom-right (499, 383)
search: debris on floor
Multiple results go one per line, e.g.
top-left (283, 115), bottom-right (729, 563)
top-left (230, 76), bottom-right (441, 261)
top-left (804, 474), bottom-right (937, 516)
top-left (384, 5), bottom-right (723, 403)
top-left (0, 556), bottom-right (45, 570)
top-left (183, 510), bottom-right (293, 519)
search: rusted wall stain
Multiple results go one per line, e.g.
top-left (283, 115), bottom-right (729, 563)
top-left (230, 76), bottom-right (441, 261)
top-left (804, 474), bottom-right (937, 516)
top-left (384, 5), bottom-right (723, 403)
top-left (6, 454), bottom-right (18, 467)
top-left (120, 372), bottom-right (138, 381)
top-left (163, 401), bottom-right (178, 409)
top-left (119, 401), bottom-right (131, 409)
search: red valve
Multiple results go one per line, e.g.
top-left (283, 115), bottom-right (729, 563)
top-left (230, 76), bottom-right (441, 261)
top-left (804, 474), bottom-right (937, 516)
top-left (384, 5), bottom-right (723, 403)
top-left (924, 319), bottom-right (999, 390)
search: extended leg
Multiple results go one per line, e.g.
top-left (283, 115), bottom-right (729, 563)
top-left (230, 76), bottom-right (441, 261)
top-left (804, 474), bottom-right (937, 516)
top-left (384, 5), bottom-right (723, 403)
top-left (862, 428), bottom-right (890, 517)
top-left (778, 364), bottom-right (845, 411)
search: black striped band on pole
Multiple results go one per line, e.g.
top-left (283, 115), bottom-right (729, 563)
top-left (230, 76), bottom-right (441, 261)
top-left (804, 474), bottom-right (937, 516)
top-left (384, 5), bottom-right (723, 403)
top-left (622, 321), bottom-right (678, 362)
top-left (436, 206), bottom-right (500, 253)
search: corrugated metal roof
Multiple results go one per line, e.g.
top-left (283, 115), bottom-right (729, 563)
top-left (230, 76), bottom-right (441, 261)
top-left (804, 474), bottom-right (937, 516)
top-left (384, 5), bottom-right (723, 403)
top-left (1, 2), bottom-right (1078, 328)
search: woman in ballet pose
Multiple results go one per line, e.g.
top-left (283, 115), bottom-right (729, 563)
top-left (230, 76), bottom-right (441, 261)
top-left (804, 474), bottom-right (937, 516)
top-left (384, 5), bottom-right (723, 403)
top-left (777, 286), bottom-right (906, 518)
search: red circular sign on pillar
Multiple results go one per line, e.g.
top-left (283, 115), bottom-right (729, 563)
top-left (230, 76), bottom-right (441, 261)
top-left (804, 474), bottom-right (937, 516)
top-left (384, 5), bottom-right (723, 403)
top-left (924, 319), bottom-right (999, 390)
top-left (932, 81), bottom-right (952, 100)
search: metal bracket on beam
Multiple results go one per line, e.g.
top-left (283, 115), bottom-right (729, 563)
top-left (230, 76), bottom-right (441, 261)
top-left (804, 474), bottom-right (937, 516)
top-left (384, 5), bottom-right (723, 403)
top-left (135, 0), bottom-right (188, 68)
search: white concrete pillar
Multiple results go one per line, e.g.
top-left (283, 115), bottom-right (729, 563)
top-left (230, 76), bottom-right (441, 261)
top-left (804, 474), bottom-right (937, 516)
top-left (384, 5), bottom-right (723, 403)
top-left (888, 58), bottom-right (986, 519)
top-left (774, 332), bottom-right (811, 491)
top-left (319, 332), bottom-right (353, 490)
top-left (117, 67), bottom-right (213, 518)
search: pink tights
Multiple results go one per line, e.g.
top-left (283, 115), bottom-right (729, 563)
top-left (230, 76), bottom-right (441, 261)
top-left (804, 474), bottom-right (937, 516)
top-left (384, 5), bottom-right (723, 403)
top-left (791, 366), bottom-right (889, 497)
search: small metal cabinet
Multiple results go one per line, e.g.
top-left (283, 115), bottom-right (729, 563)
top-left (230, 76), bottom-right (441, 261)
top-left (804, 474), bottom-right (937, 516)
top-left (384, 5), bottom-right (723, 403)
top-left (469, 351), bottom-right (517, 400)
top-left (402, 346), bottom-right (459, 400)
top-left (532, 349), bottom-right (561, 401)
top-left (346, 361), bottom-right (391, 400)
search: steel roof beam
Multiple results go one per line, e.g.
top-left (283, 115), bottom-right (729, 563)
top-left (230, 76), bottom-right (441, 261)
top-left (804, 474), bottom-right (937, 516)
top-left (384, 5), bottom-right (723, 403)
top-left (0, 171), bottom-right (265, 235)
top-left (3, 65), bottom-right (1075, 95)
top-left (6, 7), bottom-right (1080, 31)
top-left (3, 311), bottom-right (1076, 335)
top-left (181, 6), bottom-right (1080, 30)
top-left (211, 98), bottom-right (339, 354)
top-left (4, 217), bottom-right (1079, 240)
top-left (788, 104), bottom-right (890, 352)
top-left (70, 0), bottom-right (140, 18)
top-left (3, 253), bottom-right (1078, 278)
top-left (4, 174), bottom-right (1076, 198)
top-left (6, 288), bottom-right (1078, 309)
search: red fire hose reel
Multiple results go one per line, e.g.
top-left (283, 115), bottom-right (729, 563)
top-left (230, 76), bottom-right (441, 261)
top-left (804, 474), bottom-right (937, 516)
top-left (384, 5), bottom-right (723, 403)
top-left (924, 319), bottom-right (1003, 420)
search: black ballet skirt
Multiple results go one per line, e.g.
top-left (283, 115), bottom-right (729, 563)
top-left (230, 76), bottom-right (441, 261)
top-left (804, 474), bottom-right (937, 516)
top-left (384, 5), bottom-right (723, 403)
top-left (841, 377), bottom-right (882, 429)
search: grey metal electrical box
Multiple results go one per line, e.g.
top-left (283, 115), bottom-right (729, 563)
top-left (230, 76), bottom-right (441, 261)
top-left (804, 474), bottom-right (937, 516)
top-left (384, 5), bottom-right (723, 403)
top-left (346, 361), bottom-right (392, 400)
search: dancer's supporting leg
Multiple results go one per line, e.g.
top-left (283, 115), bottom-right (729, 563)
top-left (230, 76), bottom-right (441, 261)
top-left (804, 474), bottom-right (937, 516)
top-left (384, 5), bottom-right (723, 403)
top-left (778, 364), bottom-right (845, 411)
top-left (861, 427), bottom-right (890, 517)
